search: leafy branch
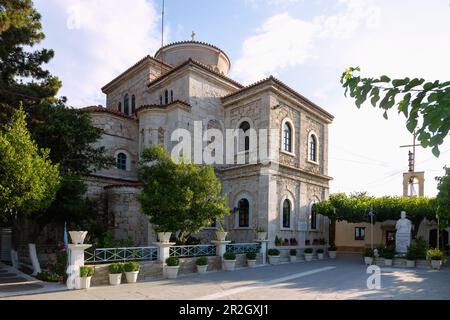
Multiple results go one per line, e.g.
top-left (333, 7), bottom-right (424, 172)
top-left (341, 67), bottom-right (450, 157)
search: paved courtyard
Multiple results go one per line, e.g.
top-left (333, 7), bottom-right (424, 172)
top-left (2, 256), bottom-right (449, 300)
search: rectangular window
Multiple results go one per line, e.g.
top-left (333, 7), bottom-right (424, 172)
top-left (355, 227), bottom-right (365, 241)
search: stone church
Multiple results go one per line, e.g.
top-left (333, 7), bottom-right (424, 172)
top-left (83, 40), bottom-right (334, 247)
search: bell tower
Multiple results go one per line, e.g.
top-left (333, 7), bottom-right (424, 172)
top-left (401, 134), bottom-right (425, 197)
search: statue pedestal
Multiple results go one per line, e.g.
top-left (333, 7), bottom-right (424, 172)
top-left (395, 233), bottom-right (411, 254)
top-left (67, 244), bottom-right (92, 290)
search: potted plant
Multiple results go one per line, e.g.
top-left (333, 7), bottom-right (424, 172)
top-left (256, 228), bottom-right (267, 241)
top-left (363, 248), bottom-right (374, 265)
top-left (246, 252), bottom-right (257, 268)
top-left (268, 249), bottom-right (281, 265)
top-left (69, 231), bottom-right (88, 244)
top-left (282, 238), bottom-right (289, 246)
top-left (124, 262), bottom-right (140, 283)
top-left (157, 232), bottom-right (172, 243)
top-left (108, 263), bottom-right (124, 285)
top-left (165, 257), bottom-right (180, 278)
top-left (289, 249), bottom-right (297, 263)
top-left (319, 238), bottom-right (326, 245)
top-left (79, 266), bottom-right (94, 289)
top-left (223, 252), bottom-right (237, 271)
top-left (305, 239), bottom-right (311, 246)
top-left (383, 246), bottom-right (396, 266)
top-left (290, 238), bottom-right (298, 246)
top-left (317, 248), bottom-right (324, 260)
top-left (304, 248), bottom-right (314, 262)
top-left (215, 227), bottom-right (228, 242)
top-left (196, 257), bottom-right (208, 274)
top-left (427, 248), bottom-right (445, 270)
top-left (406, 246), bottom-right (416, 268)
top-left (274, 236), bottom-right (282, 247)
top-left (328, 243), bottom-right (337, 259)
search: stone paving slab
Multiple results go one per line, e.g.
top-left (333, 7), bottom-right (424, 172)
top-left (2, 256), bottom-right (449, 300)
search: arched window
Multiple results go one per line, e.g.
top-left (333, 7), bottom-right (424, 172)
top-left (310, 203), bottom-right (318, 230)
top-left (164, 90), bottom-right (169, 104)
top-left (282, 199), bottom-right (291, 228)
top-left (124, 94), bottom-right (130, 115)
top-left (239, 121), bottom-right (251, 152)
top-left (309, 134), bottom-right (318, 162)
top-left (118, 102), bottom-right (122, 112)
top-left (238, 198), bottom-right (250, 228)
top-left (117, 153), bottom-right (127, 171)
top-left (170, 90), bottom-right (174, 103)
top-left (283, 122), bottom-right (292, 152)
top-left (131, 95), bottom-right (136, 114)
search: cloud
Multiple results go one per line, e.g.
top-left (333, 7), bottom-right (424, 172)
top-left (233, 0), bottom-right (380, 83)
top-left (35, 0), bottom-right (162, 107)
top-left (244, 0), bottom-right (303, 9)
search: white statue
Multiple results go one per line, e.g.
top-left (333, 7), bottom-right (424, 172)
top-left (396, 211), bottom-right (412, 234)
top-left (395, 211), bottom-right (412, 254)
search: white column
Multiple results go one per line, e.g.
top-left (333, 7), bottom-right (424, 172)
top-left (211, 240), bottom-right (231, 258)
top-left (153, 242), bottom-right (175, 263)
top-left (67, 244), bottom-right (92, 290)
top-left (256, 240), bottom-right (269, 265)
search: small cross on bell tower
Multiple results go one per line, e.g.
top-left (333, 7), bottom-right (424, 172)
top-left (400, 133), bottom-right (425, 197)
top-left (191, 31), bottom-right (196, 41)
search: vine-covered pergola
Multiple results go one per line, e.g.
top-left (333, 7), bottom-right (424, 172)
top-left (315, 193), bottom-right (438, 239)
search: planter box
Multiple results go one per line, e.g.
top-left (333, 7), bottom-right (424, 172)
top-left (364, 257), bottom-right (373, 265)
top-left (79, 276), bottom-right (92, 289)
top-left (406, 260), bottom-right (415, 268)
top-left (289, 256), bottom-right (297, 263)
top-left (257, 232), bottom-right (267, 241)
top-left (317, 253), bottom-right (324, 260)
top-left (215, 231), bottom-right (228, 241)
top-left (304, 254), bottom-right (313, 262)
top-left (329, 251), bottom-right (337, 259)
top-left (197, 265), bottom-right (208, 274)
top-left (268, 255), bottom-right (281, 265)
top-left (158, 232), bottom-right (172, 243)
top-left (166, 266), bottom-right (180, 279)
top-left (247, 260), bottom-right (257, 268)
top-left (69, 231), bottom-right (88, 245)
top-left (109, 273), bottom-right (122, 286)
top-left (223, 260), bottom-right (236, 271)
top-left (384, 259), bottom-right (393, 266)
top-left (125, 271), bottom-right (139, 283)
top-left (431, 260), bottom-right (442, 270)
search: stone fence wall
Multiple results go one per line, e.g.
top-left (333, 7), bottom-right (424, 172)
top-left (88, 253), bottom-right (262, 286)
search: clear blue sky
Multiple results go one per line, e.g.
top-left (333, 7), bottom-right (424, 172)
top-left (34, 0), bottom-right (450, 197)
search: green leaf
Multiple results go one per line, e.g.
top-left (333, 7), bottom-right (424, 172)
top-left (380, 75), bottom-right (391, 83)
top-left (432, 146), bottom-right (441, 157)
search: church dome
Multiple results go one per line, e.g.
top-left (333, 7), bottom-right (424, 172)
top-left (154, 41), bottom-right (231, 76)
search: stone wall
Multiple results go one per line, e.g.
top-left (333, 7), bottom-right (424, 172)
top-left (87, 253), bottom-right (261, 286)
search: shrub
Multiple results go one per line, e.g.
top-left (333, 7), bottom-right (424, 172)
top-left (274, 236), bottom-right (282, 246)
top-left (290, 249), bottom-right (297, 256)
top-left (196, 257), bottom-right (208, 266)
top-left (80, 266), bottom-right (94, 278)
top-left (166, 257), bottom-right (180, 266)
top-left (363, 248), bottom-right (374, 258)
top-left (382, 246), bottom-right (396, 259)
top-left (36, 272), bottom-right (59, 282)
top-left (246, 252), bottom-right (257, 260)
top-left (414, 237), bottom-right (428, 260)
top-left (406, 246), bottom-right (417, 261)
top-left (223, 252), bottom-right (236, 261)
top-left (108, 263), bottom-right (124, 274)
top-left (304, 248), bottom-right (313, 254)
top-left (317, 249), bottom-right (324, 254)
top-left (124, 262), bottom-right (140, 272)
top-left (427, 248), bottom-right (445, 261)
top-left (268, 249), bottom-right (280, 256)
top-left (329, 243), bottom-right (337, 251)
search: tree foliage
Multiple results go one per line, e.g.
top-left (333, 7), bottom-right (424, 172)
top-left (138, 146), bottom-right (230, 243)
top-left (0, 108), bottom-right (60, 219)
top-left (341, 67), bottom-right (450, 157)
top-left (316, 193), bottom-right (437, 237)
top-left (0, 0), bottom-right (61, 124)
top-left (436, 167), bottom-right (450, 228)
